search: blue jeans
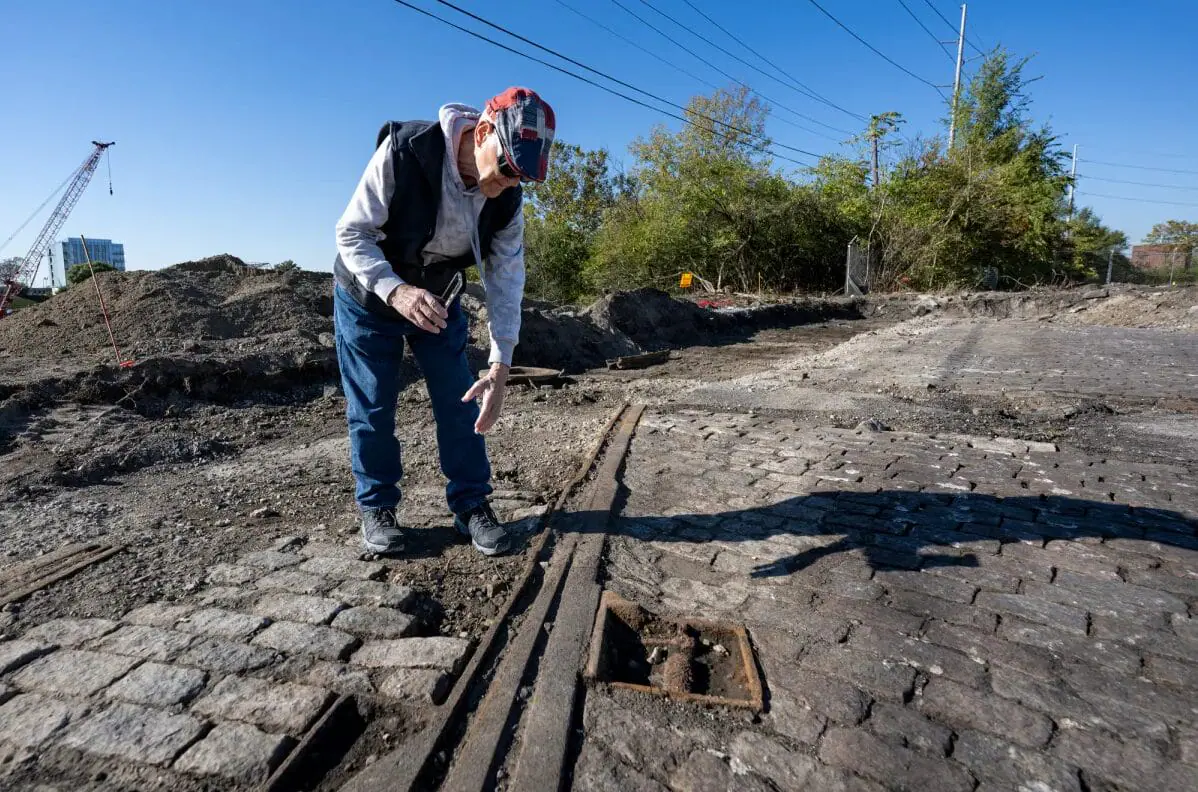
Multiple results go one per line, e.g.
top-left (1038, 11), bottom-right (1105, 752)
top-left (334, 284), bottom-right (492, 515)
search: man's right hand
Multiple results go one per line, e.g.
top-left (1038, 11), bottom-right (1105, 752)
top-left (387, 284), bottom-right (448, 333)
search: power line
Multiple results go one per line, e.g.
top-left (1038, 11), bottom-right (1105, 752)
top-left (896, 0), bottom-right (954, 60)
top-left (428, 0), bottom-right (821, 159)
top-left (553, 0), bottom-right (715, 89)
top-left (1078, 174), bottom-right (1198, 193)
top-left (1094, 150), bottom-right (1198, 161)
top-left (803, 0), bottom-right (946, 95)
top-left (551, 0), bottom-right (842, 141)
top-left (387, 0), bottom-right (817, 165)
top-left (920, 0), bottom-right (985, 55)
top-left (648, 0), bottom-right (864, 121)
top-left (1, 167), bottom-right (80, 256)
top-left (1080, 159), bottom-right (1198, 177)
top-left (1078, 191), bottom-right (1198, 209)
top-left (609, 0), bottom-right (853, 136)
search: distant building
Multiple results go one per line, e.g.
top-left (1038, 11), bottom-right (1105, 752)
top-left (1131, 244), bottom-right (1186, 271)
top-left (60, 237), bottom-right (126, 275)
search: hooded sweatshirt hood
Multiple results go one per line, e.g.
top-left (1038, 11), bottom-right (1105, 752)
top-left (439, 103), bottom-right (482, 193)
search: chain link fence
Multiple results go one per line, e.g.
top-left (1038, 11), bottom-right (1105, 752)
top-left (844, 237), bottom-right (870, 296)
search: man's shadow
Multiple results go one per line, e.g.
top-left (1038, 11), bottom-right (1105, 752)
top-left (559, 489), bottom-right (1198, 578)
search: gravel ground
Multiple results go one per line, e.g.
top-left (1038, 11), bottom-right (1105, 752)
top-left (0, 271), bottom-right (1194, 791)
top-left (2, 281), bottom-right (1195, 638)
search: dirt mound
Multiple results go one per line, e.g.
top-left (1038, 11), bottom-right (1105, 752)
top-left (0, 256), bottom-right (334, 361)
top-left (458, 289), bottom-right (636, 372)
top-left (584, 287), bottom-right (866, 351)
top-left (584, 288), bottom-right (715, 348)
top-left (1, 263), bottom-right (876, 416)
top-left (511, 305), bottom-right (641, 371)
top-left (165, 253), bottom-right (259, 274)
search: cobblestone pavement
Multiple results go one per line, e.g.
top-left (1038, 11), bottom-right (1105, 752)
top-left (701, 319), bottom-right (1198, 402)
top-left (579, 409), bottom-right (1198, 792)
top-left (832, 320), bottom-right (1195, 400)
top-left (690, 321), bottom-right (1198, 449)
top-left (4, 314), bottom-right (1196, 790)
top-left (0, 531), bottom-right (483, 790)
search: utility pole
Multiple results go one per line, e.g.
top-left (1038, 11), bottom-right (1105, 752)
top-left (948, 3), bottom-right (967, 148)
top-left (1067, 144), bottom-right (1078, 220)
top-left (871, 133), bottom-right (880, 189)
top-left (1106, 248), bottom-right (1114, 285)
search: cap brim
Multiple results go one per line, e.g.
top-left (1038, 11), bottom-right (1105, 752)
top-left (508, 138), bottom-right (549, 182)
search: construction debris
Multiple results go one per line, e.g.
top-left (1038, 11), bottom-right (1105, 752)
top-left (606, 350), bottom-right (670, 370)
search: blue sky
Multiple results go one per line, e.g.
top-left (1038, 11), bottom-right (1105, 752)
top-left (4, 0), bottom-right (1196, 284)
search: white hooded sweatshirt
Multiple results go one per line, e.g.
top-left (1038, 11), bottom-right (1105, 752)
top-left (334, 104), bottom-right (525, 365)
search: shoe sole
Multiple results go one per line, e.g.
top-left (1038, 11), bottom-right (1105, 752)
top-left (362, 538), bottom-right (404, 555)
top-left (455, 519), bottom-right (510, 557)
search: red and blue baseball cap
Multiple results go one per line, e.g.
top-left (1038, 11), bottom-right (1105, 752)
top-left (486, 87), bottom-right (556, 183)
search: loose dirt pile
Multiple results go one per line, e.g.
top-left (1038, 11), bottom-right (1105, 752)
top-left (0, 259), bottom-right (871, 398)
top-left (3, 257), bottom-right (1192, 418)
top-left (0, 255), bottom-right (334, 361)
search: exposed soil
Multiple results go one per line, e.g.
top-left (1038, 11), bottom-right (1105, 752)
top-left (1, 260), bottom-right (1196, 791)
top-left (2, 267), bottom-right (1195, 644)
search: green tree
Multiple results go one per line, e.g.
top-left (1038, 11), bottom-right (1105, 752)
top-left (1, 256), bottom-right (21, 282)
top-left (824, 49), bottom-right (1082, 290)
top-left (274, 259), bottom-right (299, 272)
top-left (522, 142), bottom-right (626, 303)
top-left (1144, 220), bottom-right (1198, 268)
top-left (514, 50), bottom-right (1131, 298)
top-left (594, 86), bottom-right (846, 293)
top-left (66, 261), bottom-right (116, 285)
top-left (1065, 208), bottom-right (1127, 281)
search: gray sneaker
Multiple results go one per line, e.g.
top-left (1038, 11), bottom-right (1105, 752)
top-left (454, 502), bottom-right (512, 556)
top-left (361, 507), bottom-right (405, 554)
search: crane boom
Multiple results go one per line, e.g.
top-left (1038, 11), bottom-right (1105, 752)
top-left (1, 140), bottom-right (115, 317)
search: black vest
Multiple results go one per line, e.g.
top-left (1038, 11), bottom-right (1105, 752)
top-left (332, 120), bottom-right (523, 317)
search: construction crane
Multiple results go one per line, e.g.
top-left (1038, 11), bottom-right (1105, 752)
top-left (1, 140), bottom-right (115, 317)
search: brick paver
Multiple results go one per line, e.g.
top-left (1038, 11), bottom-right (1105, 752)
top-left (0, 693), bottom-right (85, 748)
top-left (22, 617), bottom-right (119, 647)
top-left (191, 676), bottom-right (331, 734)
top-left (176, 607), bottom-right (270, 641)
top-left (104, 662), bottom-right (207, 707)
top-left (88, 624), bottom-right (196, 661)
top-left (175, 637), bottom-right (279, 673)
top-left (350, 637), bottom-right (472, 672)
top-left (251, 592), bottom-right (343, 625)
top-left (59, 702), bottom-right (206, 766)
top-left (10, 648), bottom-right (139, 697)
top-left (332, 606), bottom-right (417, 638)
top-left (331, 579), bottom-right (415, 609)
top-left (174, 722), bottom-right (294, 783)
top-left (251, 619), bottom-right (359, 660)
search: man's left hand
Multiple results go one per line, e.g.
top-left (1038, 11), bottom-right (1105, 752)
top-left (462, 363), bottom-right (509, 434)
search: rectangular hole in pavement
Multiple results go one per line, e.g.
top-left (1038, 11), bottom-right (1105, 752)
top-left (584, 591), bottom-right (764, 711)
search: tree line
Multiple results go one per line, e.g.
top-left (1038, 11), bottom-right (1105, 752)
top-left (521, 49), bottom-right (1194, 303)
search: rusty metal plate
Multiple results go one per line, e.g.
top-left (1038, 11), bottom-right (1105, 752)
top-left (584, 591), bottom-right (764, 711)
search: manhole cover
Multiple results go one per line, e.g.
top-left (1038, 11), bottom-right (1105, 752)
top-left (584, 591), bottom-right (763, 710)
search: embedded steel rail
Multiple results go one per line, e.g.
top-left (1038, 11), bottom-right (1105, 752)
top-left (0, 543), bottom-right (123, 607)
top-left (340, 402), bottom-right (640, 792)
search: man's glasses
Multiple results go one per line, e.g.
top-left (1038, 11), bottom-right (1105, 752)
top-left (497, 155), bottom-right (522, 180)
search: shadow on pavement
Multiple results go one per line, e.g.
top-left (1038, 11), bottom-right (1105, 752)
top-left (562, 489), bottom-right (1198, 578)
